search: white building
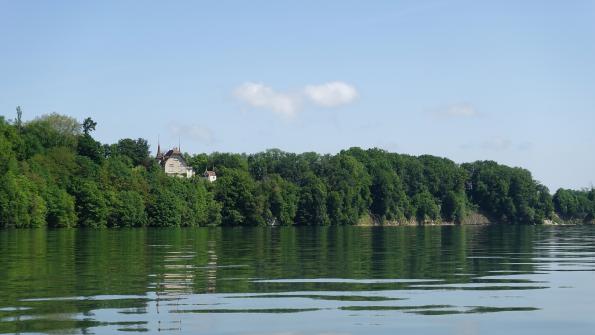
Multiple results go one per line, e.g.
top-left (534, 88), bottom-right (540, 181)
top-left (203, 170), bottom-right (217, 182)
top-left (156, 146), bottom-right (195, 178)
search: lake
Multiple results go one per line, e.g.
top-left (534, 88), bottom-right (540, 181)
top-left (1, 225), bottom-right (594, 334)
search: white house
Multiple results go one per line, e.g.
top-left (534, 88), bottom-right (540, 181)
top-left (203, 170), bottom-right (217, 182)
top-left (156, 146), bottom-right (195, 178)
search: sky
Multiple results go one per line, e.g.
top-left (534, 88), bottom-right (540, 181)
top-left (1, 0), bottom-right (594, 191)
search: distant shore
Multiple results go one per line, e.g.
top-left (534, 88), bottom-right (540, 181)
top-left (1, 112), bottom-right (594, 229)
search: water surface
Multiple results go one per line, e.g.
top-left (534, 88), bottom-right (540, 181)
top-left (1, 225), bottom-right (594, 334)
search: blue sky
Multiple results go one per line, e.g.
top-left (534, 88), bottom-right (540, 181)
top-left (1, 1), bottom-right (594, 191)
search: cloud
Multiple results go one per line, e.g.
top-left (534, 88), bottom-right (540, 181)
top-left (169, 123), bottom-right (214, 144)
top-left (303, 81), bottom-right (358, 107)
top-left (233, 81), bottom-right (358, 118)
top-left (434, 103), bottom-right (479, 118)
top-left (234, 82), bottom-right (300, 118)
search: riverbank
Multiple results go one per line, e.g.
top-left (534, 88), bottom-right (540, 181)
top-left (356, 211), bottom-right (594, 227)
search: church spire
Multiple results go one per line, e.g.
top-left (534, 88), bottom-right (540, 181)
top-left (156, 135), bottom-right (163, 160)
top-left (157, 135), bottom-right (161, 155)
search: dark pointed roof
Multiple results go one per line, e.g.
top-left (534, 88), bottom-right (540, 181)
top-left (156, 147), bottom-right (185, 166)
top-left (163, 147), bottom-right (182, 159)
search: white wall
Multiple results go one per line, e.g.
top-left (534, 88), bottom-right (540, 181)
top-left (164, 156), bottom-right (194, 178)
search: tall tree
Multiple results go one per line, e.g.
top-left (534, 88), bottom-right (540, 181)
top-left (82, 117), bottom-right (97, 135)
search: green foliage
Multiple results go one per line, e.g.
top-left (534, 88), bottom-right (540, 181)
top-left (441, 191), bottom-right (467, 223)
top-left (259, 174), bottom-right (299, 226)
top-left (73, 181), bottom-right (108, 227)
top-left (368, 163), bottom-right (409, 222)
top-left (107, 190), bottom-right (147, 227)
top-left (112, 138), bottom-right (150, 167)
top-left (77, 134), bottom-right (104, 163)
top-left (0, 119), bottom-right (18, 174)
top-left (214, 168), bottom-right (264, 225)
top-left (209, 152), bottom-right (249, 174)
top-left (20, 114), bottom-right (80, 158)
top-left (45, 185), bottom-right (77, 227)
top-left (323, 154), bottom-right (372, 225)
top-left (147, 187), bottom-right (183, 227)
top-left (553, 188), bottom-right (595, 222)
top-left (15, 106), bottom-right (23, 130)
top-left (82, 117), bottom-right (97, 135)
top-left (0, 172), bottom-right (47, 227)
top-left (186, 153), bottom-right (209, 172)
top-left (295, 172), bottom-right (329, 225)
top-left (171, 179), bottom-right (213, 227)
top-left (412, 190), bottom-right (440, 222)
top-left (463, 161), bottom-right (552, 224)
top-left (0, 111), bottom-right (589, 229)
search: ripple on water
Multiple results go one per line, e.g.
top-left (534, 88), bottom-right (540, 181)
top-left (1, 225), bottom-right (595, 334)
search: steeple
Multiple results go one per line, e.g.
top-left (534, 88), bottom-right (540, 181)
top-left (157, 136), bottom-right (161, 154)
top-left (156, 136), bottom-right (163, 160)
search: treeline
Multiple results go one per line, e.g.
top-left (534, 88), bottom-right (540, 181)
top-left (553, 188), bottom-right (595, 223)
top-left (0, 111), bottom-right (593, 228)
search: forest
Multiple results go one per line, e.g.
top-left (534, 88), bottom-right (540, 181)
top-left (0, 111), bottom-right (593, 228)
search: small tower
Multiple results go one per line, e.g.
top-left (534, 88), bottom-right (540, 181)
top-left (156, 136), bottom-right (164, 161)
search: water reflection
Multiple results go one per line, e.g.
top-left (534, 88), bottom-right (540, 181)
top-left (0, 226), bottom-right (594, 334)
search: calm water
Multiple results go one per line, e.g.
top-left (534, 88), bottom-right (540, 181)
top-left (1, 226), bottom-right (595, 334)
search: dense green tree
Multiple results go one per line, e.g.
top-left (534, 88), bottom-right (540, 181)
top-left (147, 187), bottom-right (182, 227)
top-left (209, 152), bottom-right (249, 173)
top-left (295, 172), bottom-right (329, 225)
top-left (0, 172), bottom-right (47, 227)
top-left (45, 185), bottom-right (77, 227)
top-left (553, 188), bottom-right (595, 222)
top-left (214, 168), bottom-right (264, 225)
top-left (174, 179), bottom-right (210, 227)
top-left (0, 111), bottom-right (590, 229)
top-left (73, 181), bottom-right (108, 227)
top-left (463, 161), bottom-right (552, 224)
top-left (20, 114), bottom-right (80, 158)
top-left (107, 190), bottom-right (147, 227)
top-left (368, 167), bottom-right (410, 222)
top-left (187, 153), bottom-right (209, 173)
top-left (15, 106), bottom-right (23, 130)
top-left (323, 154), bottom-right (372, 225)
top-left (0, 121), bottom-right (18, 174)
top-left (259, 174), bottom-right (299, 225)
top-left (82, 117), bottom-right (97, 135)
top-left (113, 138), bottom-right (150, 167)
top-left (412, 190), bottom-right (440, 222)
top-left (27, 147), bottom-right (77, 188)
top-left (441, 191), bottom-right (467, 223)
top-left (77, 134), bottom-right (104, 163)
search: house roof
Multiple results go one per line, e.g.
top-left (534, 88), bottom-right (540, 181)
top-left (156, 148), bottom-right (184, 161)
top-left (204, 171), bottom-right (216, 177)
top-left (157, 147), bottom-right (187, 166)
top-left (163, 147), bottom-right (182, 159)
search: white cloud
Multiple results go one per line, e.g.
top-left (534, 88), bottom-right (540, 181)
top-left (169, 123), bottom-right (214, 144)
top-left (435, 103), bottom-right (479, 118)
top-left (233, 81), bottom-right (358, 118)
top-left (304, 81), bottom-right (358, 107)
top-left (234, 82), bottom-right (300, 118)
